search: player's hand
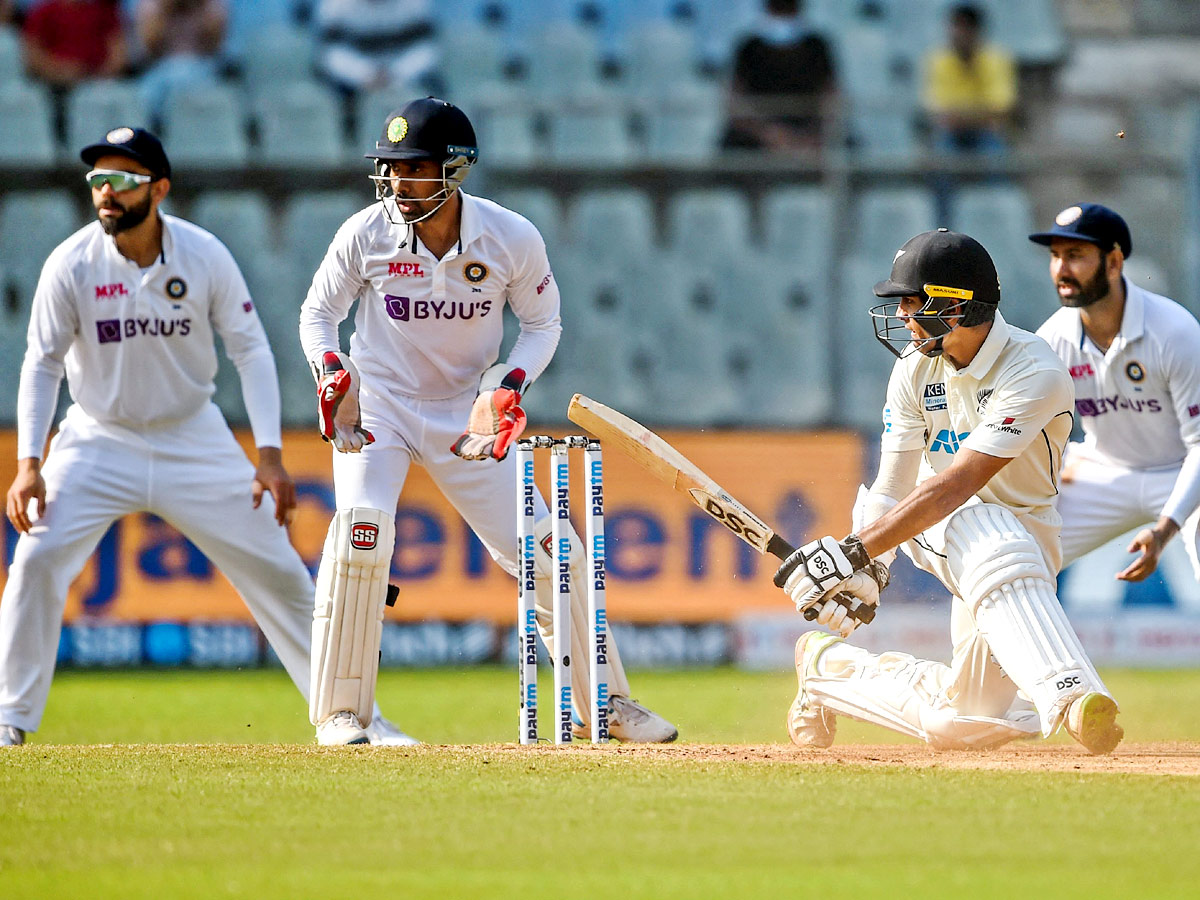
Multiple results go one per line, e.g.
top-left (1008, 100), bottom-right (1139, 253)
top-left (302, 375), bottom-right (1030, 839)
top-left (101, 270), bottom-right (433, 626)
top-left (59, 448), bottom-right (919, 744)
top-left (773, 535), bottom-right (885, 637)
top-left (451, 364), bottom-right (528, 462)
top-left (314, 351), bottom-right (374, 453)
top-left (1117, 519), bottom-right (1177, 582)
top-left (5, 459), bottom-right (46, 534)
top-left (252, 446), bottom-right (297, 526)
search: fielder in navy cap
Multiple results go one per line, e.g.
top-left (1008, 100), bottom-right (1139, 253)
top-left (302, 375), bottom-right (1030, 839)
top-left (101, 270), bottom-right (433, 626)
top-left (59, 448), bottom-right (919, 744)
top-left (80, 126), bottom-right (171, 180)
top-left (1028, 202), bottom-right (1132, 258)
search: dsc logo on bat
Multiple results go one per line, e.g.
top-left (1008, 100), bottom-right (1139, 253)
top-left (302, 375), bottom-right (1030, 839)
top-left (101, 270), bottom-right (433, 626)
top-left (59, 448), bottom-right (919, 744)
top-left (688, 488), bottom-right (771, 553)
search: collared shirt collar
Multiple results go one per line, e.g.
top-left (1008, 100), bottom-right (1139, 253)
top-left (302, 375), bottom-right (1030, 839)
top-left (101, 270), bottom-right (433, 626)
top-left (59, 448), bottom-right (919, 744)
top-left (953, 310), bottom-right (1010, 381)
top-left (103, 210), bottom-right (170, 266)
top-left (1072, 277), bottom-right (1142, 352)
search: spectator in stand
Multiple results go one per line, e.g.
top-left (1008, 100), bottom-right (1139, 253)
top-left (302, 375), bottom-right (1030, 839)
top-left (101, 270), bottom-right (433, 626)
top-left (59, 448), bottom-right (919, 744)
top-left (721, 0), bottom-right (838, 154)
top-left (314, 0), bottom-right (439, 96)
top-left (21, 0), bottom-right (127, 88)
top-left (922, 3), bottom-right (1016, 157)
top-left (134, 0), bottom-right (226, 126)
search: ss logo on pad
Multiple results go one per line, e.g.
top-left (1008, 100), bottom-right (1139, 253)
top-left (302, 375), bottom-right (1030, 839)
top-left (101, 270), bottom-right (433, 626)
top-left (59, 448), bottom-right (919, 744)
top-left (350, 523), bottom-right (378, 550)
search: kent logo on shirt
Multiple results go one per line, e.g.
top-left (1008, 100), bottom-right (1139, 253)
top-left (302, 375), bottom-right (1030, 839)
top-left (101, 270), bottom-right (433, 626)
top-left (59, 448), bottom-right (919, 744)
top-left (923, 383), bottom-right (947, 411)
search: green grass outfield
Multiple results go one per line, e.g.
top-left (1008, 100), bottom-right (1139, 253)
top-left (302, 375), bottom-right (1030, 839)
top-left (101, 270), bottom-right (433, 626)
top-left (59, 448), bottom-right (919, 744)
top-left (2, 667), bottom-right (1199, 899)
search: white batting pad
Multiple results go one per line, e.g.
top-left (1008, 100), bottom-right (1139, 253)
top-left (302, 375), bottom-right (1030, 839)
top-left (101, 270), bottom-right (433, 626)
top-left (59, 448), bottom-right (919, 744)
top-left (943, 503), bottom-right (1111, 735)
top-left (532, 516), bottom-right (630, 719)
top-left (310, 507), bottom-right (395, 727)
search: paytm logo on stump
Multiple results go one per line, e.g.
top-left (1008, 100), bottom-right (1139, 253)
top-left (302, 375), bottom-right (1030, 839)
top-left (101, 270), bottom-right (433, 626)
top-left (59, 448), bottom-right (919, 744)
top-left (930, 429), bottom-right (970, 454)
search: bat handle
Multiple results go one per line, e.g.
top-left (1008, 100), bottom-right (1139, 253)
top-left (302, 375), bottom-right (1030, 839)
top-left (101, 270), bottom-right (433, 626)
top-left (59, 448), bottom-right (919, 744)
top-left (770, 537), bottom-right (875, 626)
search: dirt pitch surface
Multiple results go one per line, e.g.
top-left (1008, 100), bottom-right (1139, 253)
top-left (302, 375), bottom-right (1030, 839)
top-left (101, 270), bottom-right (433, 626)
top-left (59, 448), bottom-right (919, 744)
top-left (437, 741), bottom-right (1200, 776)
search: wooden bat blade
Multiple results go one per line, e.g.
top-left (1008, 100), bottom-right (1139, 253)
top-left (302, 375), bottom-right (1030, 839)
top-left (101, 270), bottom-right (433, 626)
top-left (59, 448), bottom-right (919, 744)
top-left (567, 393), bottom-right (792, 559)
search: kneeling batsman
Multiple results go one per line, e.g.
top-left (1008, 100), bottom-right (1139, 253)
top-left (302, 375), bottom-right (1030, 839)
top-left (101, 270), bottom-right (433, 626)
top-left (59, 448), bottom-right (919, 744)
top-left (774, 534), bottom-right (890, 637)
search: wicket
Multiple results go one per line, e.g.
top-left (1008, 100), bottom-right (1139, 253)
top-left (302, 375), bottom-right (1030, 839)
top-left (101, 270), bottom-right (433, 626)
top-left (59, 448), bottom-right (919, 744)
top-left (515, 436), bottom-right (610, 745)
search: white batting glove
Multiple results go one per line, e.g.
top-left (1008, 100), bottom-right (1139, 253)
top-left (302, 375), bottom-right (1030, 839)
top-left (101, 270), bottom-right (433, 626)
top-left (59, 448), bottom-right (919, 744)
top-left (450, 364), bottom-right (529, 461)
top-left (773, 535), bottom-right (886, 637)
top-left (313, 351), bottom-right (374, 453)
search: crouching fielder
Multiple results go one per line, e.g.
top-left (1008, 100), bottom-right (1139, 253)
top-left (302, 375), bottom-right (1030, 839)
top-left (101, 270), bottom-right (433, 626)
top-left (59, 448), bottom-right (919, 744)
top-left (299, 97), bottom-right (676, 745)
top-left (774, 229), bottom-right (1122, 754)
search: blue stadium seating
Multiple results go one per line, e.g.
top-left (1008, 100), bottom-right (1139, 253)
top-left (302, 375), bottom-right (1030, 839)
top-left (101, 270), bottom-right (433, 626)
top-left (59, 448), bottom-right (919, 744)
top-left (0, 83), bottom-right (57, 167)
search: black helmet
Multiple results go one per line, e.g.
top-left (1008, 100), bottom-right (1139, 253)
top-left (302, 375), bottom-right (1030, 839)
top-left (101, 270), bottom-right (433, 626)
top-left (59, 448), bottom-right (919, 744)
top-left (870, 229), bottom-right (1001, 358)
top-left (367, 96), bottom-right (477, 165)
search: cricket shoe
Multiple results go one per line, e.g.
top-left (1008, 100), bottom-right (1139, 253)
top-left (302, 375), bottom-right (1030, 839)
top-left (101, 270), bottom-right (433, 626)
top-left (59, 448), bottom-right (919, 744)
top-left (365, 715), bottom-right (420, 746)
top-left (1065, 692), bottom-right (1123, 755)
top-left (571, 699), bottom-right (678, 742)
top-left (0, 725), bottom-right (25, 746)
top-left (316, 711), bottom-right (370, 746)
top-left (787, 631), bottom-right (841, 749)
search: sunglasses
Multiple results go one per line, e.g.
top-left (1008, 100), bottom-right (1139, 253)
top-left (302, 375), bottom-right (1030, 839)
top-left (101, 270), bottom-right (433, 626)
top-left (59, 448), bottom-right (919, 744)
top-left (85, 169), bottom-right (155, 191)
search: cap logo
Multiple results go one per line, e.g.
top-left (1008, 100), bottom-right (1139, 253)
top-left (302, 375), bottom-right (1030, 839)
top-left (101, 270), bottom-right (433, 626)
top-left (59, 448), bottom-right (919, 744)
top-left (387, 116), bottom-right (408, 143)
top-left (924, 284), bottom-right (973, 301)
top-left (1055, 206), bottom-right (1083, 226)
top-left (106, 127), bottom-right (135, 144)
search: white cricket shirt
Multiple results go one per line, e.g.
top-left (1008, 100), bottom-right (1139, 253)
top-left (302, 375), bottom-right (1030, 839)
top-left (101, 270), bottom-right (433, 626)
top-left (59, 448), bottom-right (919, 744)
top-left (18, 214), bottom-right (282, 458)
top-left (881, 312), bottom-right (1075, 518)
top-left (299, 192), bottom-right (562, 399)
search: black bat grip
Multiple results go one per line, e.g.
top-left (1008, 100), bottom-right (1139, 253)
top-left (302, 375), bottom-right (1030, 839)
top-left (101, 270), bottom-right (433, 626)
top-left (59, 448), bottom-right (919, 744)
top-left (768, 535), bottom-right (875, 625)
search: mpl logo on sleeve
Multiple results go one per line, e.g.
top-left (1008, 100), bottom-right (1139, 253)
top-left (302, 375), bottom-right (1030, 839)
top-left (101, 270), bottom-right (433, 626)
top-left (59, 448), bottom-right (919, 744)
top-left (350, 522), bottom-right (379, 550)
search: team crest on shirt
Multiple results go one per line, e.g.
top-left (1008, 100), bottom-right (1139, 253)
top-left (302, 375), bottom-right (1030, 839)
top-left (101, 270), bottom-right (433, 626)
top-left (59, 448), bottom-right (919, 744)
top-left (463, 261), bottom-right (489, 284)
top-left (166, 277), bottom-right (187, 301)
top-left (976, 388), bottom-right (993, 411)
top-left (1125, 361), bottom-right (1145, 382)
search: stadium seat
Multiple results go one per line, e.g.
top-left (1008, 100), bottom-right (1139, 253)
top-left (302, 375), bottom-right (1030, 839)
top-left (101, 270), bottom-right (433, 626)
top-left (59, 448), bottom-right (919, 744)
top-left (984, 0), bottom-right (1066, 66)
top-left (836, 255), bottom-right (905, 429)
top-left (240, 22), bottom-right (317, 95)
top-left (547, 102), bottom-right (634, 165)
top-left (762, 186), bottom-right (836, 283)
top-left (640, 86), bottom-right (725, 163)
top-left (666, 189), bottom-right (753, 261)
top-left (0, 25), bottom-right (21, 84)
top-left (846, 106), bottom-right (920, 163)
top-left (355, 87), bottom-right (415, 159)
top-left (621, 21), bottom-right (699, 95)
top-left (65, 80), bottom-right (149, 155)
top-left (282, 190), bottom-right (365, 277)
top-left (0, 191), bottom-right (86, 307)
top-left (565, 188), bottom-right (657, 264)
top-left (851, 186), bottom-right (939, 260)
top-left (439, 25), bottom-right (507, 110)
top-left (0, 83), bottom-right (57, 166)
top-left (189, 191), bottom-right (275, 263)
top-left (254, 81), bottom-right (345, 166)
top-left (489, 188), bottom-right (564, 246)
top-left (464, 86), bottom-right (539, 167)
top-left (522, 22), bottom-right (602, 100)
top-left (161, 84), bottom-right (249, 168)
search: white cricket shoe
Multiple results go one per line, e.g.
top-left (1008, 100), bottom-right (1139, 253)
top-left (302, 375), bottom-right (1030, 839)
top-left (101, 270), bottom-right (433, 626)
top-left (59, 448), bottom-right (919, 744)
top-left (0, 725), bottom-right (25, 746)
top-left (606, 695), bottom-right (678, 743)
top-left (1065, 691), bottom-right (1123, 755)
top-left (365, 715), bottom-right (420, 746)
top-left (787, 631), bottom-right (841, 749)
top-left (316, 711), bottom-right (370, 746)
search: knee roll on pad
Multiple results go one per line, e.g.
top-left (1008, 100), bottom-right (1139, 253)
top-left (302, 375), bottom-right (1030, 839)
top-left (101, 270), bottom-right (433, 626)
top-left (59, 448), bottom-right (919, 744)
top-left (310, 507), bottom-right (395, 727)
top-left (944, 504), bottom-right (1052, 605)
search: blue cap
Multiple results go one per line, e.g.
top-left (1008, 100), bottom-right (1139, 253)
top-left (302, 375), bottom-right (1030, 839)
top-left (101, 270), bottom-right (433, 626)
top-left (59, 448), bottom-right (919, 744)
top-left (1028, 203), bottom-right (1132, 258)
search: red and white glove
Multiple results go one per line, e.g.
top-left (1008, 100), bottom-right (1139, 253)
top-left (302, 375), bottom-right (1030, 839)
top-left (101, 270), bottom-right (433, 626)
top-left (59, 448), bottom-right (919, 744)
top-left (313, 351), bottom-right (374, 453)
top-left (450, 364), bottom-right (528, 461)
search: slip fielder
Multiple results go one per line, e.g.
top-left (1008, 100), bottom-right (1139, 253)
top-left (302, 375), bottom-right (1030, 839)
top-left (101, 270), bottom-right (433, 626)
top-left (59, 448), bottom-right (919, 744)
top-left (298, 97), bottom-right (676, 746)
top-left (772, 228), bottom-right (1122, 754)
top-left (0, 127), bottom-right (412, 747)
top-left (1031, 204), bottom-right (1200, 585)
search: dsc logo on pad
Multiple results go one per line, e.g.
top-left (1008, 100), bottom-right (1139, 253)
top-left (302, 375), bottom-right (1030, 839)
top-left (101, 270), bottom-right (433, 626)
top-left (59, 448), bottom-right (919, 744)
top-left (350, 523), bottom-right (378, 550)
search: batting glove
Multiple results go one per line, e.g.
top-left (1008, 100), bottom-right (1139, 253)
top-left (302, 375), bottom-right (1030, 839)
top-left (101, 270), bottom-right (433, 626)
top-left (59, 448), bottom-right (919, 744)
top-left (314, 351), bottom-right (374, 453)
top-left (451, 364), bottom-right (528, 461)
top-left (774, 535), bottom-right (887, 637)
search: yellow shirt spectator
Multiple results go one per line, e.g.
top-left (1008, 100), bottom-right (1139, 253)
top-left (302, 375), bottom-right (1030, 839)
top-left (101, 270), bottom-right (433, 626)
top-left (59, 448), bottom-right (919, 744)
top-left (923, 42), bottom-right (1016, 118)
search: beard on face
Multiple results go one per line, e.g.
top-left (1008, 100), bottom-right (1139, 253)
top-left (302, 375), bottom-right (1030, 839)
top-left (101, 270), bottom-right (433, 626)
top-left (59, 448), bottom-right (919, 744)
top-left (1057, 258), bottom-right (1111, 308)
top-left (96, 190), bottom-right (153, 235)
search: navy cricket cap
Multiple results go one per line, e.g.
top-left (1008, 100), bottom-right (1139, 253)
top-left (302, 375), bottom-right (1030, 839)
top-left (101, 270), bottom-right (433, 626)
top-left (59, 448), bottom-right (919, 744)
top-left (874, 228), bottom-right (1001, 307)
top-left (80, 126), bottom-right (171, 179)
top-left (1028, 203), bottom-right (1132, 258)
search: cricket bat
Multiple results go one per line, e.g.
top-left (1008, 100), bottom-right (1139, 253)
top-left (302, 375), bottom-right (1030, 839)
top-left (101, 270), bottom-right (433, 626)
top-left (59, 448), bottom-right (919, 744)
top-left (567, 394), bottom-right (874, 624)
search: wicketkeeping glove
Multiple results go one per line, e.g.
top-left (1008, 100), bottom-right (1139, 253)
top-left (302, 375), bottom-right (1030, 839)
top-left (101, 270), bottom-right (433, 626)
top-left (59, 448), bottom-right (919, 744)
top-left (773, 534), bottom-right (888, 637)
top-left (451, 364), bottom-right (529, 461)
top-left (313, 351), bottom-right (374, 453)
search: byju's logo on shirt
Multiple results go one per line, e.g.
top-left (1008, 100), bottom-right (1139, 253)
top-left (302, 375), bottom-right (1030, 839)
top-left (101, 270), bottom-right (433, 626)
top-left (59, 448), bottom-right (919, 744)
top-left (923, 383), bottom-right (947, 411)
top-left (930, 429), bottom-right (969, 454)
top-left (383, 294), bottom-right (494, 322)
top-left (96, 317), bottom-right (192, 344)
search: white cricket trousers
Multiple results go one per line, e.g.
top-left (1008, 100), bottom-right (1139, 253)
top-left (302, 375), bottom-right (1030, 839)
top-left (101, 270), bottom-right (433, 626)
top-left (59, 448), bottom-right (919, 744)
top-left (0, 403), bottom-right (315, 732)
top-left (1057, 452), bottom-right (1200, 579)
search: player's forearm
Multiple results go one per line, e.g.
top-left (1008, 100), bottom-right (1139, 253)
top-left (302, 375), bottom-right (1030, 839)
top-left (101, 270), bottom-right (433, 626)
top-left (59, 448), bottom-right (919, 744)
top-left (15, 359), bottom-right (64, 461)
top-left (235, 350), bottom-right (283, 451)
top-left (1159, 445), bottom-right (1200, 527)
